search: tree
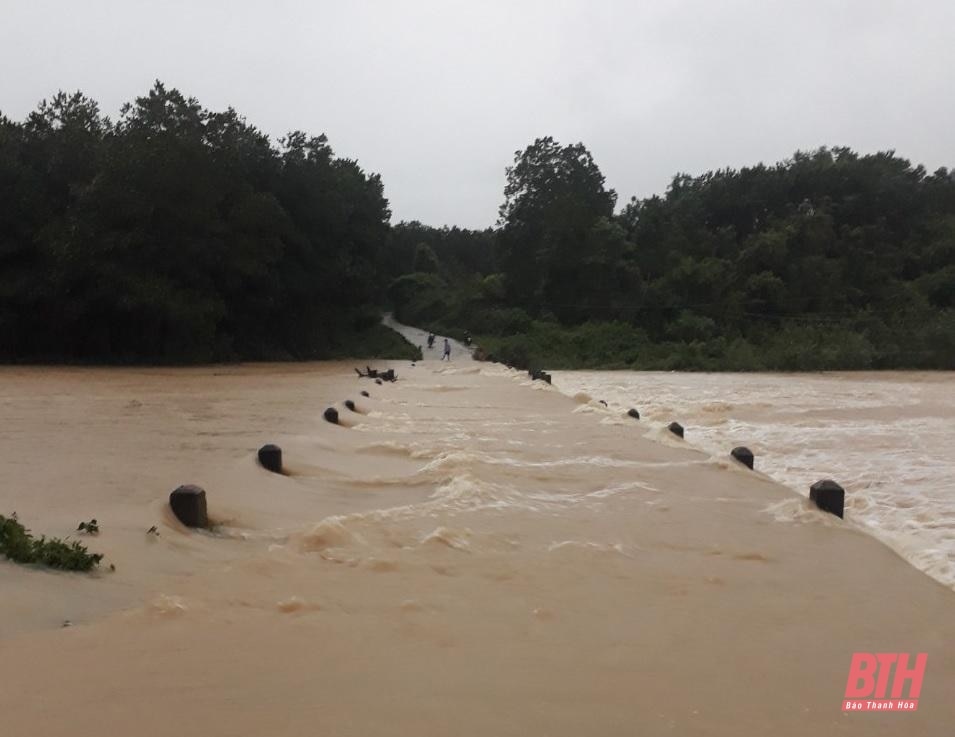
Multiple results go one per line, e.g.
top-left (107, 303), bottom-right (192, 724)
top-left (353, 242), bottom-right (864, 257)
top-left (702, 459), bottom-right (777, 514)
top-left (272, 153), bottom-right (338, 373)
top-left (413, 242), bottom-right (440, 273)
top-left (0, 82), bottom-right (394, 362)
top-left (497, 137), bottom-right (618, 318)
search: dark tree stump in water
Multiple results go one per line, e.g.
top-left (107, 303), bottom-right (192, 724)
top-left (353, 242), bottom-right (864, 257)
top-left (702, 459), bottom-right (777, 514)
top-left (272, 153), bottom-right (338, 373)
top-left (627, 408), bottom-right (640, 420)
top-left (375, 379), bottom-right (383, 385)
top-left (360, 390), bottom-right (370, 397)
top-left (668, 422), bottom-right (684, 438)
top-left (169, 485), bottom-right (208, 528)
top-left (810, 480), bottom-right (845, 519)
top-left (257, 444), bottom-right (283, 473)
top-left (731, 446), bottom-right (754, 470)
top-left (344, 400), bottom-right (356, 412)
top-left (323, 407), bottom-right (340, 424)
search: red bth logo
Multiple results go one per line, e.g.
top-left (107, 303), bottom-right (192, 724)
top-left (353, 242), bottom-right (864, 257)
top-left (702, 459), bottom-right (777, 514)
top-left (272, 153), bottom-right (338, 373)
top-left (843, 653), bottom-right (927, 712)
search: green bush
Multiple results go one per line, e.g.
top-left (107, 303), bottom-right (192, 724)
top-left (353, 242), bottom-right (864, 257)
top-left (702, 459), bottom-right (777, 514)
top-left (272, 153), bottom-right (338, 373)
top-left (387, 273), bottom-right (449, 325)
top-left (0, 514), bottom-right (104, 572)
top-left (470, 318), bottom-right (899, 372)
top-left (467, 307), bottom-right (533, 336)
top-left (329, 324), bottom-right (422, 361)
top-left (762, 324), bottom-right (876, 370)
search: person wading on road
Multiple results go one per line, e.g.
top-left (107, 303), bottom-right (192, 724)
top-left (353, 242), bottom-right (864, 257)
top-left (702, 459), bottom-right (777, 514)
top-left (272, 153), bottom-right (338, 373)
top-left (442, 337), bottom-right (451, 361)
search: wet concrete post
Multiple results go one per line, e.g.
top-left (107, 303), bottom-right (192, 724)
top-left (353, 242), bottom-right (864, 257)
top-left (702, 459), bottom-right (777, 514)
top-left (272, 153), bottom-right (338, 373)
top-left (344, 400), bottom-right (356, 412)
top-left (169, 484), bottom-right (208, 528)
top-left (668, 422), bottom-right (684, 438)
top-left (810, 479), bottom-right (845, 519)
top-left (323, 407), bottom-right (340, 424)
top-left (731, 446), bottom-right (754, 470)
top-left (258, 444), bottom-right (282, 474)
top-left (627, 408), bottom-right (640, 419)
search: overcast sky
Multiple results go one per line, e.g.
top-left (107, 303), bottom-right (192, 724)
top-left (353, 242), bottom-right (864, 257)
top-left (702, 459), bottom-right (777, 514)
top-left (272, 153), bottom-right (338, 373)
top-left (2, 0), bottom-right (952, 228)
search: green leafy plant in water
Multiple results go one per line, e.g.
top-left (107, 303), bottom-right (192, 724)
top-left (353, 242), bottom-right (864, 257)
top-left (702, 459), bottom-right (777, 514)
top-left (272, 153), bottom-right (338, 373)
top-left (0, 513), bottom-right (104, 572)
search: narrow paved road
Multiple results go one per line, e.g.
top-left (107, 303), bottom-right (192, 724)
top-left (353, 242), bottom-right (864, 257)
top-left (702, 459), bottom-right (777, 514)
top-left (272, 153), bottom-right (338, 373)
top-left (382, 313), bottom-right (475, 363)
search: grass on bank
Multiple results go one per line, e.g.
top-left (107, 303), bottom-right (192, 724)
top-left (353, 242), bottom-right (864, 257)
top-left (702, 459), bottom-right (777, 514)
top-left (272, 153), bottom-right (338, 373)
top-left (0, 513), bottom-right (104, 572)
top-left (390, 271), bottom-right (955, 372)
top-left (425, 314), bottom-right (955, 372)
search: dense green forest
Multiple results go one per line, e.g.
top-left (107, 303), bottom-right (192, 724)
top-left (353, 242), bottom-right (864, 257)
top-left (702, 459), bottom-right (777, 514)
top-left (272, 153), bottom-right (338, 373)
top-left (0, 83), bottom-right (417, 362)
top-left (2, 84), bottom-right (953, 368)
top-left (389, 139), bottom-right (955, 370)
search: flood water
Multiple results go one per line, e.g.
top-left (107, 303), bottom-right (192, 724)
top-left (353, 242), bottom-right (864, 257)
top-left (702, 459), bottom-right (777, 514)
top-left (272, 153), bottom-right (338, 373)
top-left (552, 370), bottom-right (955, 589)
top-left (1, 359), bottom-right (953, 736)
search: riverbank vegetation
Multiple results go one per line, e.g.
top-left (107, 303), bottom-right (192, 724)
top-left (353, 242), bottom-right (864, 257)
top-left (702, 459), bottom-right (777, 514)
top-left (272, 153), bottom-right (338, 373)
top-left (1, 84), bottom-right (402, 363)
top-left (2, 84), bottom-right (952, 368)
top-left (388, 140), bottom-right (955, 370)
top-left (0, 513), bottom-right (103, 572)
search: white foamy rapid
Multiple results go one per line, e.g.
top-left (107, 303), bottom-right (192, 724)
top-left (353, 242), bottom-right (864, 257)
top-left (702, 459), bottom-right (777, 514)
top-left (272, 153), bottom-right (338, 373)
top-left (550, 370), bottom-right (955, 589)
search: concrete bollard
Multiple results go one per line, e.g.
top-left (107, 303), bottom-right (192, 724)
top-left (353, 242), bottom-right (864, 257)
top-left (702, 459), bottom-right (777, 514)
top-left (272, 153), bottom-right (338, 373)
top-left (323, 407), bottom-right (339, 424)
top-left (344, 400), bottom-right (356, 412)
top-left (169, 484), bottom-right (208, 528)
top-left (360, 390), bottom-right (370, 398)
top-left (668, 422), bottom-right (684, 438)
top-left (257, 444), bottom-right (282, 473)
top-left (730, 446), bottom-right (754, 469)
top-left (810, 480), bottom-right (845, 519)
top-left (627, 408), bottom-right (640, 420)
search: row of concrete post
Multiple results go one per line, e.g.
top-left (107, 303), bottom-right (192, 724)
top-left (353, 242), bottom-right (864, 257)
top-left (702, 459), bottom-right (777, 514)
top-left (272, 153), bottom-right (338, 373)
top-left (169, 378), bottom-right (845, 529)
top-left (169, 391), bottom-right (374, 527)
top-left (635, 409), bottom-right (843, 518)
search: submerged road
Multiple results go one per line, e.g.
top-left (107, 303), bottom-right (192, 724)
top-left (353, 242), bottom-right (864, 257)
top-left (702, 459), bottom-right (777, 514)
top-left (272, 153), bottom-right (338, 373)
top-left (382, 313), bottom-right (475, 362)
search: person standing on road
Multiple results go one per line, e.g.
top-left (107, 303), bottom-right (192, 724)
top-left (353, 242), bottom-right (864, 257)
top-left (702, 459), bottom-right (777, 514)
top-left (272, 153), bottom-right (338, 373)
top-left (442, 338), bottom-right (451, 361)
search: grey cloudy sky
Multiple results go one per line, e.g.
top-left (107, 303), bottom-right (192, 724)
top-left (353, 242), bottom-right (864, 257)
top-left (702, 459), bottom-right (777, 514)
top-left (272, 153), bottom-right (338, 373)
top-left (2, 0), bottom-right (953, 228)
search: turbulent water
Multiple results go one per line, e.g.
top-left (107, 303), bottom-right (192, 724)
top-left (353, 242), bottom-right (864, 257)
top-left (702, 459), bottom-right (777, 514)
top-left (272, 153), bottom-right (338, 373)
top-left (551, 370), bottom-right (955, 589)
top-left (2, 350), bottom-right (954, 736)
